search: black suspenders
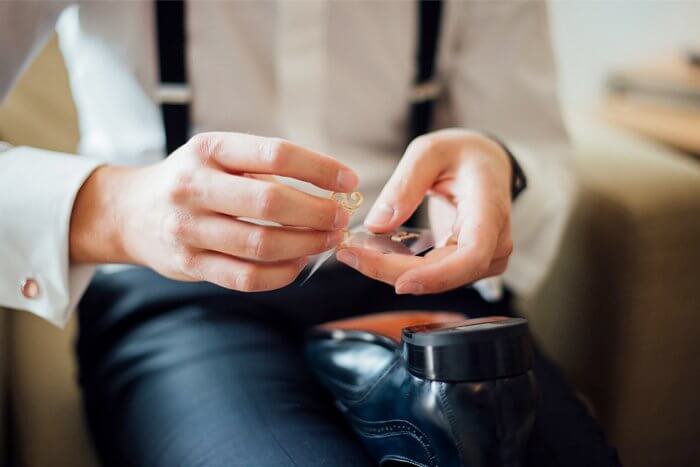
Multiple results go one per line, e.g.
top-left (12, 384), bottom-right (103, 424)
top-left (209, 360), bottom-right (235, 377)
top-left (155, 0), bottom-right (190, 155)
top-left (410, 0), bottom-right (443, 143)
top-left (154, 0), bottom-right (443, 156)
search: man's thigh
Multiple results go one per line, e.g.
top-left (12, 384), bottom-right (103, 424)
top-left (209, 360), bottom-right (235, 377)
top-left (77, 266), bottom-right (506, 467)
top-left (78, 271), bottom-right (375, 467)
top-left (78, 266), bottom-right (618, 467)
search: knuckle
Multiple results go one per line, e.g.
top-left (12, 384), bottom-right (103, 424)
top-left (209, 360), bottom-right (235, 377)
top-left (315, 233), bottom-right (330, 252)
top-left (257, 185), bottom-right (283, 218)
top-left (189, 132), bottom-right (221, 164)
top-left (220, 274), bottom-right (239, 291)
top-left (235, 269), bottom-right (258, 292)
top-left (189, 133), bottom-right (209, 153)
top-left (408, 134), bottom-right (438, 157)
top-left (163, 211), bottom-right (193, 243)
top-left (495, 258), bottom-right (509, 274)
top-left (262, 137), bottom-right (290, 170)
top-left (175, 250), bottom-right (200, 277)
top-left (281, 269), bottom-right (301, 287)
top-left (501, 239), bottom-right (514, 258)
top-left (167, 169), bottom-right (200, 204)
top-left (473, 257), bottom-right (492, 277)
top-left (318, 201), bottom-right (338, 228)
top-left (246, 228), bottom-right (270, 260)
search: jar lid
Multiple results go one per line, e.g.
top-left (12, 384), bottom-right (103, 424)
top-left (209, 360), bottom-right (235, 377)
top-left (401, 316), bottom-right (532, 382)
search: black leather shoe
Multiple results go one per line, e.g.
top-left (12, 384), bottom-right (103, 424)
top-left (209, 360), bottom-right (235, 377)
top-left (305, 311), bottom-right (536, 467)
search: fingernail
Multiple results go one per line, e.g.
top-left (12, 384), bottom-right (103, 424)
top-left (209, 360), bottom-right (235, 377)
top-left (336, 250), bottom-right (358, 268)
top-left (337, 169), bottom-right (359, 192)
top-left (396, 281), bottom-right (423, 295)
top-left (364, 203), bottom-right (394, 227)
top-left (326, 230), bottom-right (344, 248)
top-left (334, 207), bottom-right (350, 229)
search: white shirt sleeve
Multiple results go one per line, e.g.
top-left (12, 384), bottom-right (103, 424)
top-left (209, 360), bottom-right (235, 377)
top-left (447, 1), bottom-right (577, 298)
top-left (0, 146), bottom-right (102, 327)
top-left (1, 3), bottom-right (102, 327)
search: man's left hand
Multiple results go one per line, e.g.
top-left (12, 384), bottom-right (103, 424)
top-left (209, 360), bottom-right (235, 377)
top-left (336, 129), bottom-right (514, 295)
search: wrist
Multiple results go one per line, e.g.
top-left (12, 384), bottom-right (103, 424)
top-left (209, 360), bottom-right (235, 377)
top-left (463, 132), bottom-right (513, 198)
top-left (69, 164), bottom-right (136, 264)
top-left (477, 132), bottom-right (527, 200)
top-left (475, 133), bottom-right (512, 177)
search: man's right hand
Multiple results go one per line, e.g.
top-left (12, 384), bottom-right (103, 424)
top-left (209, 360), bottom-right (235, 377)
top-left (69, 132), bottom-right (358, 292)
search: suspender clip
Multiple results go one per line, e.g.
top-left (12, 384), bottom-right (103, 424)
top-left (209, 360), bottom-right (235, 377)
top-left (156, 83), bottom-right (192, 105)
top-left (410, 79), bottom-right (442, 104)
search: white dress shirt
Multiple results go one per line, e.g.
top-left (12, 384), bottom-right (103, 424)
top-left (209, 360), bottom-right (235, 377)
top-left (0, 1), bottom-right (575, 327)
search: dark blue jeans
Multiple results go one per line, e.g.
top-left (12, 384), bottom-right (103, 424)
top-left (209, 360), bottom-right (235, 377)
top-left (77, 265), bottom-right (620, 467)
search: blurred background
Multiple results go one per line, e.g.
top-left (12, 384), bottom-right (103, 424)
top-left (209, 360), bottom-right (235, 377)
top-left (1, 2), bottom-right (699, 467)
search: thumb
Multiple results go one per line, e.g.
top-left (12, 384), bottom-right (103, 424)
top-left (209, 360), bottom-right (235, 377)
top-left (364, 140), bottom-right (442, 233)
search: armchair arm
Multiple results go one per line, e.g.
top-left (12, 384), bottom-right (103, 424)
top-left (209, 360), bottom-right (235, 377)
top-left (0, 311), bottom-right (8, 467)
top-left (522, 119), bottom-right (700, 467)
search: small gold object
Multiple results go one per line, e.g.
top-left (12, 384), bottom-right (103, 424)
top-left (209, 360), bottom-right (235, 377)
top-left (330, 191), bottom-right (363, 244)
top-left (391, 231), bottom-right (420, 243)
top-left (331, 191), bottom-right (364, 215)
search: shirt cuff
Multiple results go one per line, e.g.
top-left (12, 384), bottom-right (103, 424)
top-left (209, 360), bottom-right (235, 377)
top-left (500, 141), bottom-right (577, 298)
top-left (0, 146), bottom-right (103, 327)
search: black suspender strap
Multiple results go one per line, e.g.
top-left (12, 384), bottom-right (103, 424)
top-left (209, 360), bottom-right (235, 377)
top-left (155, 0), bottom-right (190, 155)
top-left (408, 0), bottom-right (527, 202)
top-left (406, 0), bottom-right (443, 226)
top-left (409, 0), bottom-right (443, 142)
top-left (154, 0), bottom-right (437, 155)
top-left (151, 1), bottom-right (522, 199)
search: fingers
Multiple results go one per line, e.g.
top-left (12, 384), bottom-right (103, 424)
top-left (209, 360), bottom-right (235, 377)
top-left (394, 246), bottom-right (490, 294)
top-left (335, 246), bottom-right (454, 286)
top-left (336, 248), bottom-right (426, 285)
top-left (338, 214), bottom-right (511, 294)
top-left (184, 251), bottom-right (307, 292)
top-left (453, 166), bottom-right (510, 250)
top-left (190, 169), bottom-right (350, 231)
top-left (185, 215), bottom-right (344, 261)
top-left (396, 193), bottom-right (505, 294)
top-left (485, 256), bottom-right (510, 277)
top-left (190, 132), bottom-right (358, 192)
top-left (428, 195), bottom-right (457, 246)
top-left (364, 136), bottom-right (444, 233)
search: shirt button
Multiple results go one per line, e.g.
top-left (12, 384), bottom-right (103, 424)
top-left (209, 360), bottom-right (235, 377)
top-left (21, 278), bottom-right (40, 299)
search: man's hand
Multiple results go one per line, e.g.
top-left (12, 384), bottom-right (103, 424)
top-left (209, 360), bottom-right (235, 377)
top-left (70, 132), bottom-right (358, 292)
top-left (335, 129), bottom-right (513, 295)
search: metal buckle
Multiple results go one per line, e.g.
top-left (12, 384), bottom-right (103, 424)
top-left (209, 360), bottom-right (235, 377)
top-left (156, 83), bottom-right (192, 104)
top-left (410, 79), bottom-right (442, 103)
